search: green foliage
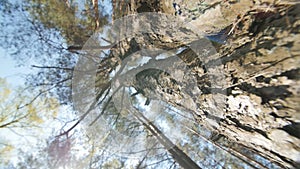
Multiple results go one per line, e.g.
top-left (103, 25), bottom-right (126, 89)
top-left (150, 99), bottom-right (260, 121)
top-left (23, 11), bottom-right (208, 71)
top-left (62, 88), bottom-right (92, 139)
top-left (24, 0), bottom-right (108, 46)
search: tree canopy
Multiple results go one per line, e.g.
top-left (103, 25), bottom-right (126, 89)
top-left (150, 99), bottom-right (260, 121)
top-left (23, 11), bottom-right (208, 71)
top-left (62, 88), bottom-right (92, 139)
top-left (1, 0), bottom-right (300, 169)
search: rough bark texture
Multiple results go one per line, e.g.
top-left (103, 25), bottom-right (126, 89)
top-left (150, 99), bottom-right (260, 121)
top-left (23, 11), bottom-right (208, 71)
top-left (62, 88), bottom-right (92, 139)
top-left (110, 0), bottom-right (300, 168)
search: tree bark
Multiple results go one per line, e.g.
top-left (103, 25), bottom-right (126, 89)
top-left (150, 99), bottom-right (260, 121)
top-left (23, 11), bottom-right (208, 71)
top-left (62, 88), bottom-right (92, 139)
top-left (110, 0), bottom-right (300, 168)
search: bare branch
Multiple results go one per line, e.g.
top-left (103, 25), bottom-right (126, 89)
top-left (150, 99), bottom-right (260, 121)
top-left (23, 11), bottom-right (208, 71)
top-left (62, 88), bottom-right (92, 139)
top-left (89, 85), bottom-right (122, 126)
top-left (31, 65), bottom-right (74, 71)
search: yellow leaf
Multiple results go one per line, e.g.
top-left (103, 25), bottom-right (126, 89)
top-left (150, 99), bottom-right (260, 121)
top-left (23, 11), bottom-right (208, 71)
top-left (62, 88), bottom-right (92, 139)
top-left (1, 145), bottom-right (14, 153)
top-left (2, 88), bottom-right (11, 98)
top-left (28, 104), bottom-right (44, 124)
top-left (46, 98), bottom-right (59, 118)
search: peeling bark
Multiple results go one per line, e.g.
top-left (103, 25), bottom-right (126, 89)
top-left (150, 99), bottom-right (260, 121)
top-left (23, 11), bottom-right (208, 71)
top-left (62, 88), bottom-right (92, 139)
top-left (109, 0), bottom-right (300, 168)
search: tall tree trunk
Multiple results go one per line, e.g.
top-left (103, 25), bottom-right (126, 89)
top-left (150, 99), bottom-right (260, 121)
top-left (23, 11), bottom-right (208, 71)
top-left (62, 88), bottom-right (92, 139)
top-left (110, 0), bottom-right (300, 168)
top-left (131, 108), bottom-right (202, 169)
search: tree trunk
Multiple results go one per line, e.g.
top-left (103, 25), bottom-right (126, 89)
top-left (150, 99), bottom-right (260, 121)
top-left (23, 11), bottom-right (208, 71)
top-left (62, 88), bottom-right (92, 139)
top-left (110, 0), bottom-right (300, 168)
top-left (131, 108), bottom-right (202, 169)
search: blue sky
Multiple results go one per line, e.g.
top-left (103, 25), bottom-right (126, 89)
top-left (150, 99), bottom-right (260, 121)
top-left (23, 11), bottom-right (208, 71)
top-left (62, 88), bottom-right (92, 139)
top-left (0, 47), bottom-right (32, 87)
top-left (0, 0), bottom-right (113, 88)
